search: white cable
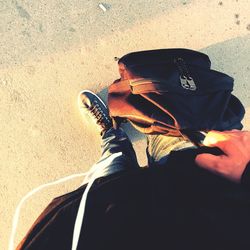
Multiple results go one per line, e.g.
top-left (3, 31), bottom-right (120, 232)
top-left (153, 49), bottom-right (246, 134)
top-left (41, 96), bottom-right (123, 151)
top-left (71, 177), bottom-right (96, 250)
top-left (9, 152), bottom-right (123, 250)
top-left (71, 152), bottom-right (122, 250)
top-left (9, 171), bottom-right (90, 250)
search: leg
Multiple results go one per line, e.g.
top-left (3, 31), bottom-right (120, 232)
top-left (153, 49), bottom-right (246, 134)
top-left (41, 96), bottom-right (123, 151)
top-left (78, 90), bottom-right (139, 183)
top-left (74, 90), bottom-right (140, 250)
top-left (83, 127), bottom-right (139, 184)
top-left (100, 127), bottom-right (139, 169)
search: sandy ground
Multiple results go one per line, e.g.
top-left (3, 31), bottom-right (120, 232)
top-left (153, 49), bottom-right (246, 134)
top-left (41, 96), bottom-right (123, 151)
top-left (1, 0), bottom-right (250, 249)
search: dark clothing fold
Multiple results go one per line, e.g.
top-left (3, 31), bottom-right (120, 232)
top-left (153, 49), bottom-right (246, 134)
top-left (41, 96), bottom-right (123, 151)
top-left (18, 147), bottom-right (250, 250)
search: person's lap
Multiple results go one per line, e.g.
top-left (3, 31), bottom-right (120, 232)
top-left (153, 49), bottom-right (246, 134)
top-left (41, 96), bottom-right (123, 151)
top-left (88, 127), bottom-right (196, 183)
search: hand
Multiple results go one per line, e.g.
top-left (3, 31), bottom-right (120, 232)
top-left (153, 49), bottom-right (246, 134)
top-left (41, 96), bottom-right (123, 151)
top-left (195, 130), bottom-right (250, 183)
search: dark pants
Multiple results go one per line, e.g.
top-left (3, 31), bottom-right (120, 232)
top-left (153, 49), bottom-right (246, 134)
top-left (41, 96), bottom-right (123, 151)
top-left (84, 127), bottom-right (195, 183)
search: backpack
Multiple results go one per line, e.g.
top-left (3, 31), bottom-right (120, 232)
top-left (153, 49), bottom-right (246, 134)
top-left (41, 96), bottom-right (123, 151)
top-left (108, 49), bottom-right (245, 145)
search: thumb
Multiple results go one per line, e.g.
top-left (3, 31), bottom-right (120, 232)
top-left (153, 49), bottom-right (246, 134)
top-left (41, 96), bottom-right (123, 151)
top-left (195, 153), bottom-right (222, 172)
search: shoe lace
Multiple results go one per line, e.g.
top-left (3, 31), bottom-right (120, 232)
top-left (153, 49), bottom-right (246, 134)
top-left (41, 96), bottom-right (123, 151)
top-left (89, 101), bottom-right (109, 128)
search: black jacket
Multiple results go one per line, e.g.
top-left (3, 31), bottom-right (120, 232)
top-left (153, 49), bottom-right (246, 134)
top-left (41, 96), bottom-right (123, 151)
top-left (18, 147), bottom-right (250, 250)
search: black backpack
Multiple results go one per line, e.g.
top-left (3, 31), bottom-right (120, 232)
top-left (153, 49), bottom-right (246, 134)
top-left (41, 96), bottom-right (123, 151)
top-left (108, 49), bottom-right (245, 145)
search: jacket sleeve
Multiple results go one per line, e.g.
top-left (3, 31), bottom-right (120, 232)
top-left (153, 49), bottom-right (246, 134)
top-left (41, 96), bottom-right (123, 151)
top-left (241, 162), bottom-right (250, 190)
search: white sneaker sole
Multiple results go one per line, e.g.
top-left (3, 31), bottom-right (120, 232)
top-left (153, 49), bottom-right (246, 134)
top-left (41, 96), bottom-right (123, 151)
top-left (77, 89), bottom-right (107, 110)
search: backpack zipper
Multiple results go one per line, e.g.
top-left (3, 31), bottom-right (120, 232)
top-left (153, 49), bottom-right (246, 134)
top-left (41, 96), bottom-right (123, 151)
top-left (174, 58), bottom-right (197, 91)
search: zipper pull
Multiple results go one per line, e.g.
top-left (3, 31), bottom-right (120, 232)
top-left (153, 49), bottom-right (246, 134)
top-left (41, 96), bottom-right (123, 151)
top-left (175, 58), bottom-right (197, 91)
top-left (180, 75), bottom-right (197, 91)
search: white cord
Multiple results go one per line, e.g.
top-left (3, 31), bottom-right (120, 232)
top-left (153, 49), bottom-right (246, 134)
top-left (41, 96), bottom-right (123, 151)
top-left (71, 152), bottom-right (122, 250)
top-left (9, 171), bottom-right (89, 250)
top-left (10, 152), bottom-right (123, 250)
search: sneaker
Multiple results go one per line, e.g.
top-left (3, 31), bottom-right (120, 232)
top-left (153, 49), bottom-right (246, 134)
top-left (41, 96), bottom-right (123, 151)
top-left (78, 90), bottom-right (112, 135)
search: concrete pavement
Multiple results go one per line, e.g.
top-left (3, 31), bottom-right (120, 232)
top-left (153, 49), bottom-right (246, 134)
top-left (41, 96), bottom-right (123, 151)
top-left (1, 0), bottom-right (250, 249)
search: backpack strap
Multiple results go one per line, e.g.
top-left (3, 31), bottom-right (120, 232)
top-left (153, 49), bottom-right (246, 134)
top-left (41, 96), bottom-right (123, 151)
top-left (129, 79), bottom-right (169, 94)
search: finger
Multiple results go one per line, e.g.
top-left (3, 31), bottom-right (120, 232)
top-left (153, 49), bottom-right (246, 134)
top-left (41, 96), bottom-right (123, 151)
top-left (205, 138), bottom-right (242, 159)
top-left (208, 133), bottom-right (249, 158)
top-left (196, 152), bottom-right (246, 181)
top-left (231, 129), bottom-right (241, 132)
top-left (203, 131), bottom-right (229, 147)
top-left (195, 153), bottom-right (229, 175)
top-left (196, 152), bottom-right (225, 167)
top-left (196, 153), bottom-right (244, 182)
